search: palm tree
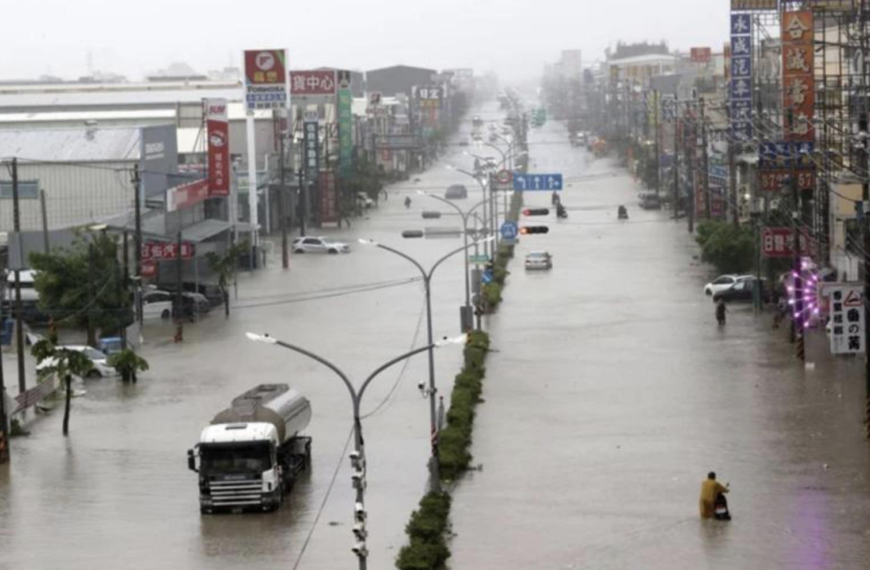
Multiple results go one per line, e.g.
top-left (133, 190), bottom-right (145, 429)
top-left (107, 348), bottom-right (149, 383)
top-left (31, 340), bottom-right (94, 436)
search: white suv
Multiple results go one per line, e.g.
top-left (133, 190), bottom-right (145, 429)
top-left (704, 275), bottom-right (752, 296)
top-left (292, 237), bottom-right (351, 254)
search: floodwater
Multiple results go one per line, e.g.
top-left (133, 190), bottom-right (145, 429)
top-left (449, 119), bottom-right (870, 569)
top-left (0, 104), bottom-right (504, 570)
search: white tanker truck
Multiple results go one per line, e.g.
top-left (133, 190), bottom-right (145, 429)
top-left (187, 384), bottom-right (312, 514)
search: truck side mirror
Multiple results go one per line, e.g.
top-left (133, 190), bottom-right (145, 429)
top-left (187, 449), bottom-right (198, 472)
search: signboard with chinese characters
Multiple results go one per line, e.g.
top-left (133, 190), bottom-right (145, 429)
top-left (782, 11), bottom-right (815, 142)
top-left (337, 70), bottom-right (353, 177)
top-left (167, 179), bottom-right (209, 212)
top-left (141, 241), bottom-right (195, 261)
top-left (730, 13), bottom-right (753, 142)
top-left (761, 227), bottom-right (818, 258)
top-left (758, 141), bottom-right (815, 191)
top-left (415, 86), bottom-right (442, 109)
top-left (691, 47), bottom-right (712, 63)
top-left (206, 99), bottom-right (229, 197)
top-left (290, 70), bottom-right (337, 97)
top-left (244, 49), bottom-right (288, 111)
top-left (303, 119), bottom-right (319, 183)
top-left (829, 286), bottom-right (865, 355)
top-left (318, 171), bottom-right (337, 224)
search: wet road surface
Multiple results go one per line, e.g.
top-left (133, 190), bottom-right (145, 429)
top-left (0, 103), bottom-right (506, 570)
top-left (449, 120), bottom-right (870, 569)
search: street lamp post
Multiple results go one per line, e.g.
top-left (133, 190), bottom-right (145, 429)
top-left (246, 332), bottom-right (465, 570)
top-left (447, 166), bottom-right (491, 258)
top-left (360, 237), bottom-right (492, 491)
top-left (419, 194), bottom-right (489, 331)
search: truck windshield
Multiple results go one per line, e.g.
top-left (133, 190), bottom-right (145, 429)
top-left (200, 444), bottom-right (272, 475)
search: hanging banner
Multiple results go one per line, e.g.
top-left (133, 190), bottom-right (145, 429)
top-left (782, 11), bottom-right (815, 142)
top-left (337, 70), bottom-right (353, 177)
top-left (167, 179), bottom-right (209, 212)
top-left (761, 227), bottom-right (819, 258)
top-left (729, 13), bottom-right (753, 142)
top-left (206, 99), bottom-right (229, 197)
top-left (244, 49), bottom-right (288, 111)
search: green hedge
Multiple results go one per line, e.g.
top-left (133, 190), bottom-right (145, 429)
top-left (396, 492), bottom-right (452, 570)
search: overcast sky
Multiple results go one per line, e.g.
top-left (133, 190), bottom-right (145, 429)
top-left (2, 0), bottom-right (730, 82)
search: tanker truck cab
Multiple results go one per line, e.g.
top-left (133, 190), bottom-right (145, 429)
top-left (188, 384), bottom-right (312, 514)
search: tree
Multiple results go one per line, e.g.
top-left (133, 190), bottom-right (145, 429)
top-left (32, 339), bottom-right (94, 436)
top-left (30, 232), bottom-right (132, 345)
top-left (697, 221), bottom-right (755, 274)
top-left (206, 241), bottom-right (249, 318)
top-left (107, 348), bottom-right (149, 383)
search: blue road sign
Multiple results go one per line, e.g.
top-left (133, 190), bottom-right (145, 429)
top-left (500, 221), bottom-right (518, 240)
top-left (513, 173), bottom-right (563, 191)
top-left (482, 270), bottom-right (494, 285)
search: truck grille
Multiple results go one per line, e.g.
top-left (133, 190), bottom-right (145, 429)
top-left (207, 479), bottom-right (263, 507)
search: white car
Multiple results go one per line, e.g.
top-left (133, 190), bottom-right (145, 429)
top-left (704, 275), bottom-right (752, 296)
top-left (142, 290), bottom-right (174, 319)
top-left (356, 192), bottom-right (375, 209)
top-left (36, 345), bottom-right (117, 378)
top-left (292, 236), bottom-right (351, 254)
top-left (524, 251), bottom-right (553, 270)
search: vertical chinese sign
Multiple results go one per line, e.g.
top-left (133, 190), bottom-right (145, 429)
top-left (319, 171), bottom-right (337, 223)
top-left (829, 286), bottom-right (865, 355)
top-left (303, 118), bottom-right (319, 184)
top-left (782, 11), bottom-right (814, 143)
top-left (206, 99), bottom-right (229, 197)
top-left (243, 49), bottom-right (288, 112)
top-left (337, 70), bottom-right (353, 177)
top-left (729, 13), bottom-right (753, 143)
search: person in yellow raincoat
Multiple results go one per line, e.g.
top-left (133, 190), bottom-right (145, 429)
top-left (699, 471), bottom-right (729, 518)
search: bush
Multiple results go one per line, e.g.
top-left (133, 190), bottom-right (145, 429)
top-left (697, 221), bottom-right (754, 274)
top-left (396, 492), bottom-right (452, 570)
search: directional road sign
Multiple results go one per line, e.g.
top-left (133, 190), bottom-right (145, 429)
top-left (500, 221), bottom-right (519, 240)
top-left (469, 254), bottom-right (490, 265)
top-left (482, 270), bottom-right (494, 285)
top-left (513, 173), bottom-right (563, 191)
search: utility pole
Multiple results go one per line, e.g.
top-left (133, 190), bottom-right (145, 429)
top-left (654, 90), bottom-right (661, 196)
top-left (700, 97), bottom-right (711, 220)
top-left (687, 107), bottom-right (696, 234)
top-left (39, 189), bottom-right (49, 253)
top-left (674, 105), bottom-right (680, 220)
top-left (791, 110), bottom-right (805, 362)
top-left (176, 230), bottom-right (184, 320)
top-left (297, 168), bottom-right (307, 237)
top-left (729, 143), bottom-right (739, 228)
top-left (121, 231), bottom-right (129, 351)
top-left (87, 242), bottom-right (96, 347)
top-left (133, 165), bottom-right (143, 325)
top-left (12, 158), bottom-right (26, 394)
top-left (0, 167), bottom-right (8, 463)
top-left (279, 133), bottom-right (289, 269)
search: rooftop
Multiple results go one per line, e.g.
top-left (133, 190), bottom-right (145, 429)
top-left (0, 127), bottom-right (141, 162)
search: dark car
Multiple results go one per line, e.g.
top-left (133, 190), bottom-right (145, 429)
top-left (639, 193), bottom-right (662, 210)
top-left (713, 277), bottom-right (770, 303)
top-left (445, 184), bottom-right (468, 200)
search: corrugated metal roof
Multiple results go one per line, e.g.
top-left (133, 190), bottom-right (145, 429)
top-left (0, 109), bottom-right (176, 123)
top-left (0, 127), bottom-right (141, 162)
top-left (0, 87), bottom-right (242, 109)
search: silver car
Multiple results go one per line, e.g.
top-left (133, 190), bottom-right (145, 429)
top-left (524, 251), bottom-right (553, 270)
top-left (292, 236), bottom-right (351, 254)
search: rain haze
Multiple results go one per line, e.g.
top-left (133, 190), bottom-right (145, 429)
top-left (3, 1), bottom-right (870, 570)
top-left (1, 0), bottom-right (729, 80)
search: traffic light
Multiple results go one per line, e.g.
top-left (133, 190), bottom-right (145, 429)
top-left (520, 226), bottom-right (550, 235)
top-left (522, 208), bottom-right (549, 216)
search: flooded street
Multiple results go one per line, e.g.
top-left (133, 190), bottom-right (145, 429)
top-left (449, 121), bottom-right (870, 568)
top-left (0, 106), bottom-right (505, 570)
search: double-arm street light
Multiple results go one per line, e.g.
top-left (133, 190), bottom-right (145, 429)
top-left (359, 236), bottom-right (493, 490)
top-left (245, 331), bottom-right (466, 570)
top-left (446, 165), bottom-right (491, 257)
top-left (418, 193), bottom-right (490, 331)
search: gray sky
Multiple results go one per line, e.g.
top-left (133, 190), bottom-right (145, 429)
top-left (3, 0), bottom-right (730, 81)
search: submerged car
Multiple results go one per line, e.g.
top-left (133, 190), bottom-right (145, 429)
top-left (292, 236), bottom-right (351, 254)
top-left (445, 185), bottom-right (468, 200)
top-left (713, 277), bottom-right (770, 303)
top-left (36, 345), bottom-right (117, 378)
top-left (704, 274), bottom-right (752, 296)
top-left (524, 251), bottom-right (553, 270)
